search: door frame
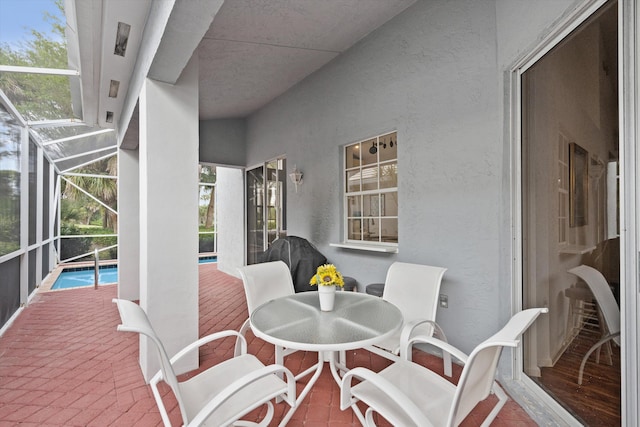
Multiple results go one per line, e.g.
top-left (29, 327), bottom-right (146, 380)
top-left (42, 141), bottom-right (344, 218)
top-left (507, 0), bottom-right (638, 425)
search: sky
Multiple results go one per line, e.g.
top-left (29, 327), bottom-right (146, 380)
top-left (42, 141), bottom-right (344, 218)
top-left (0, 0), bottom-right (64, 49)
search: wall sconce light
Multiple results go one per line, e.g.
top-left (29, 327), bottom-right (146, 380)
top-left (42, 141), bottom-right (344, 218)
top-left (289, 165), bottom-right (303, 192)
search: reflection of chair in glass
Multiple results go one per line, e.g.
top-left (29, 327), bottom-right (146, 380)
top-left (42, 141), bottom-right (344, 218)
top-left (113, 299), bottom-right (296, 426)
top-left (364, 262), bottom-right (452, 377)
top-left (567, 265), bottom-right (621, 385)
top-left (563, 285), bottom-right (599, 345)
top-left (341, 308), bottom-right (548, 426)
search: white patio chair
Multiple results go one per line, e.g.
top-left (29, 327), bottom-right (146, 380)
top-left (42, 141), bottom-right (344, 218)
top-left (113, 298), bottom-right (296, 427)
top-left (365, 262), bottom-right (452, 376)
top-left (235, 261), bottom-right (299, 365)
top-left (567, 265), bottom-right (621, 385)
top-left (341, 307), bottom-right (548, 427)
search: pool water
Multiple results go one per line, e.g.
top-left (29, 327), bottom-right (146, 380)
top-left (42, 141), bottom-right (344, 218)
top-left (52, 266), bottom-right (118, 290)
top-left (52, 256), bottom-right (217, 290)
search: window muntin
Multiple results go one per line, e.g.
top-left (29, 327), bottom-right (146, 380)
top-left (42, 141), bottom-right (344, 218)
top-left (344, 132), bottom-right (398, 245)
top-left (28, 139), bottom-right (37, 245)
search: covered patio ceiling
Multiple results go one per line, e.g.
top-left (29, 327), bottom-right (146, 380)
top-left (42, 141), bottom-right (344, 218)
top-left (72, 0), bottom-right (417, 148)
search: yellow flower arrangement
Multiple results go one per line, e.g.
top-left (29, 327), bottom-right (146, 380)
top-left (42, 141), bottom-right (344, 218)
top-left (310, 264), bottom-right (345, 287)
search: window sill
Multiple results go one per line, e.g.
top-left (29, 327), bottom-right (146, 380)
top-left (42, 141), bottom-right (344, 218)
top-left (330, 242), bottom-right (398, 253)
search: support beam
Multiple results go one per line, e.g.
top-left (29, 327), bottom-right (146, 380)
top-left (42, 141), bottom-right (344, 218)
top-left (118, 147), bottom-right (140, 302)
top-left (138, 55), bottom-right (199, 380)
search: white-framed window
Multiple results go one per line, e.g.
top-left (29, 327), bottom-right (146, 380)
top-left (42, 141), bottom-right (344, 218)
top-left (343, 131), bottom-right (398, 245)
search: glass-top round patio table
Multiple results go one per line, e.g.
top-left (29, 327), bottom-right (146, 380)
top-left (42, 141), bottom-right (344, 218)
top-left (251, 291), bottom-right (402, 426)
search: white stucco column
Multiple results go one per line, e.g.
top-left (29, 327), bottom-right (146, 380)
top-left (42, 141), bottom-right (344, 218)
top-left (216, 167), bottom-right (245, 277)
top-left (138, 56), bottom-right (199, 380)
top-left (117, 147), bottom-right (140, 301)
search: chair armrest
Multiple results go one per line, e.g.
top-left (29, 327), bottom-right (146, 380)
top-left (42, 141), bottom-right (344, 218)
top-left (149, 331), bottom-right (250, 386)
top-left (399, 319), bottom-right (448, 354)
top-left (341, 367), bottom-right (433, 427)
top-left (188, 364), bottom-right (296, 427)
top-left (170, 330), bottom-right (248, 366)
top-left (234, 318), bottom-right (251, 357)
top-left (401, 334), bottom-right (469, 365)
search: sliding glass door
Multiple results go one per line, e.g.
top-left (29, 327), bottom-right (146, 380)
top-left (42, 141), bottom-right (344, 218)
top-left (246, 157), bottom-right (287, 264)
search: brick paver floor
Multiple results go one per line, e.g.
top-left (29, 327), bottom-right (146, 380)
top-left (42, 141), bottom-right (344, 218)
top-left (0, 263), bottom-right (537, 426)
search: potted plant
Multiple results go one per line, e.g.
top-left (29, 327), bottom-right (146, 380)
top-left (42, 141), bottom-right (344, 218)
top-left (310, 264), bottom-right (345, 311)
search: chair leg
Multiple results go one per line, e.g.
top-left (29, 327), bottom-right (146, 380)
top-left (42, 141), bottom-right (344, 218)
top-left (272, 345), bottom-right (286, 404)
top-left (365, 407), bottom-right (378, 427)
top-left (443, 351), bottom-right (452, 377)
top-left (432, 323), bottom-right (453, 377)
top-left (275, 345), bottom-right (285, 377)
top-left (339, 350), bottom-right (347, 376)
top-left (482, 382), bottom-right (508, 427)
top-left (150, 374), bottom-right (175, 427)
top-left (578, 332), bottom-right (620, 385)
top-left (232, 401), bottom-right (274, 427)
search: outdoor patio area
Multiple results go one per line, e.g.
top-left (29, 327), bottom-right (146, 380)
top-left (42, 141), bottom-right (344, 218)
top-left (0, 263), bottom-right (536, 426)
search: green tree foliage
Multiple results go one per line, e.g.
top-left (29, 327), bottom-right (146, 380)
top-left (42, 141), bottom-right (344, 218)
top-left (0, 107), bottom-right (21, 256)
top-left (199, 165), bottom-right (216, 229)
top-left (0, 0), bottom-right (73, 121)
top-left (62, 156), bottom-right (118, 231)
top-left (0, 1), bottom-right (118, 261)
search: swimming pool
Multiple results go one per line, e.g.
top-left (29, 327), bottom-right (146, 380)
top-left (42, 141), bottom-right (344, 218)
top-left (51, 256), bottom-right (217, 290)
top-left (52, 266), bottom-right (118, 290)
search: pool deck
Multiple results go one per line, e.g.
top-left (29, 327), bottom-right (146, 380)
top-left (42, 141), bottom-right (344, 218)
top-left (0, 263), bottom-right (536, 426)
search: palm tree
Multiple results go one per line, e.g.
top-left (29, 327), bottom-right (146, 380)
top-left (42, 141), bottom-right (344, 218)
top-left (62, 156), bottom-right (117, 231)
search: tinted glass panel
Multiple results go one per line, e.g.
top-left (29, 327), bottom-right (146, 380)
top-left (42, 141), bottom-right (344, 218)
top-left (0, 256), bottom-right (21, 326)
top-left (347, 195), bottom-right (361, 217)
top-left (0, 104), bottom-right (22, 256)
top-left (28, 249), bottom-right (36, 293)
top-left (42, 243), bottom-right (50, 279)
top-left (345, 143), bottom-right (362, 169)
top-left (378, 132), bottom-right (397, 162)
top-left (0, 74), bottom-right (76, 121)
top-left (198, 233), bottom-right (215, 253)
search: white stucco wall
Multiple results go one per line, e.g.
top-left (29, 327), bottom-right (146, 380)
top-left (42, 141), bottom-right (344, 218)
top-left (247, 0), bottom-right (504, 351)
top-left (216, 167), bottom-right (245, 277)
top-left (138, 57), bottom-right (200, 380)
top-left (117, 147), bottom-right (140, 301)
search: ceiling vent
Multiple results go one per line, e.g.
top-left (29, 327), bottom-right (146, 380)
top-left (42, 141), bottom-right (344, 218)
top-left (108, 80), bottom-right (120, 98)
top-left (114, 22), bottom-right (131, 57)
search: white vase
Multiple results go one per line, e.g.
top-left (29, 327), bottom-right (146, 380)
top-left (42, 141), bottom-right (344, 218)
top-left (318, 285), bottom-right (336, 311)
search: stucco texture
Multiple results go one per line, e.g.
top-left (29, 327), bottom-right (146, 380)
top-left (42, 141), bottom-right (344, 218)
top-left (245, 0), bottom-right (502, 350)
